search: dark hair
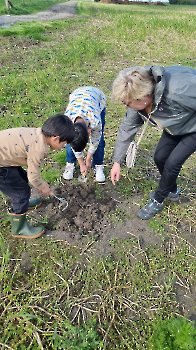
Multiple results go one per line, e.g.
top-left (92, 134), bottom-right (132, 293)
top-left (41, 114), bottom-right (75, 143)
top-left (70, 122), bottom-right (89, 152)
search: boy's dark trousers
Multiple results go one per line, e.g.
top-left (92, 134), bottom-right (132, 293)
top-left (0, 166), bottom-right (31, 214)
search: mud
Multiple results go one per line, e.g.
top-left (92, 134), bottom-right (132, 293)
top-left (30, 181), bottom-right (116, 240)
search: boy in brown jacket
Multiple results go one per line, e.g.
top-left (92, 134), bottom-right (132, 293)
top-left (0, 114), bottom-right (88, 239)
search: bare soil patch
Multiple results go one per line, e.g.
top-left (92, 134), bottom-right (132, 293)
top-left (0, 1), bottom-right (79, 25)
top-left (3, 178), bottom-right (190, 325)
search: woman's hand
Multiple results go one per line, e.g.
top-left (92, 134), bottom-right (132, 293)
top-left (111, 162), bottom-right (121, 185)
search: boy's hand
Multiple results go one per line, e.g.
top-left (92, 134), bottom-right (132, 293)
top-left (77, 157), bottom-right (87, 176)
top-left (111, 162), bottom-right (121, 185)
top-left (80, 163), bottom-right (88, 176)
top-left (85, 159), bottom-right (91, 171)
top-left (38, 183), bottom-right (51, 195)
top-left (86, 152), bottom-right (92, 171)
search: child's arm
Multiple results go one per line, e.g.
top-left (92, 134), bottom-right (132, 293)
top-left (88, 124), bottom-right (102, 155)
top-left (77, 157), bottom-right (88, 175)
top-left (27, 152), bottom-right (49, 193)
top-left (86, 152), bottom-right (93, 171)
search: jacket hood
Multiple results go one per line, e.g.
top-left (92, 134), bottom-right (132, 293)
top-left (145, 65), bottom-right (166, 111)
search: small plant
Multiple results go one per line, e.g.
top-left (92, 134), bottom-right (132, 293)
top-left (55, 148), bottom-right (67, 166)
top-left (50, 319), bottom-right (103, 349)
top-left (41, 168), bottom-right (62, 184)
top-left (108, 207), bottom-right (130, 223)
top-left (95, 183), bottom-right (105, 200)
top-left (147, 315), bottom-right (196, 350)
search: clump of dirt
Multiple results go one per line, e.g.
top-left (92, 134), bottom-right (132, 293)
top-left (30, 182), bottom-right (116, 240)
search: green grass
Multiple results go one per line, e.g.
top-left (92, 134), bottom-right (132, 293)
top-left (1, 233), bottom-right (196, 349)
top-left (0, 0), bottom-right (67, 15)
top-left (1, 1), bottom-right (196, 349)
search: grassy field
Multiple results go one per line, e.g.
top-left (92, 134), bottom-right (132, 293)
top-left (0, 0), bottom-right (67, 15)
top-left (1, 1), bottom-right (196, 349)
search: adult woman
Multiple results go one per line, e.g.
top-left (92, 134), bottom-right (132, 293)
top-left (111, 65), bottom-right (196, 220)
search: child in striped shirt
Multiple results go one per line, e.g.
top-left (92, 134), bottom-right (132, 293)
top-left (63, 86), bottom-right (106, 182)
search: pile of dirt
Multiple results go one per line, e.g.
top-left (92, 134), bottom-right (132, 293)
top-left (30, 181), bottom-right (116, 240)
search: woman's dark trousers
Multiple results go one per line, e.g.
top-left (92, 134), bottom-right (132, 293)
top-left (154, 130), bottom-right (196, 203)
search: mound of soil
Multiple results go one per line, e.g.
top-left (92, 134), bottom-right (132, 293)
top-left (30, 181), bottom-right (116, 240)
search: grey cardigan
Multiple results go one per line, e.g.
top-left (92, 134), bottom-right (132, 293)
top-left (113, 65), bottom-right (196, 164)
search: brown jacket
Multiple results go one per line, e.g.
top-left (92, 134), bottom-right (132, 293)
top-left (0, 127), bottom-right (48, 190)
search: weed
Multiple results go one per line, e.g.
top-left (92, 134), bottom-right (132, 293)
top-left (147, 315), bottom-right (196, 349)
top-left (55, 148), bottom-right (67, 166)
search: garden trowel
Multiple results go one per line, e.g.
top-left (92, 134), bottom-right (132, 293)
top-left (50, 192), bottom-right (68, 211)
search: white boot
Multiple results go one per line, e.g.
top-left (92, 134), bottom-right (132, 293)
top-left (95, 165), bottom-right (105, 182)
top-left (63, 163), bottom-right (75, 180)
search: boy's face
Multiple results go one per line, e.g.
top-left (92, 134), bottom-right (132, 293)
top-left (47, 136), bottom-right (67, 150)
top-left (53, 140), bottom-right (67, 150)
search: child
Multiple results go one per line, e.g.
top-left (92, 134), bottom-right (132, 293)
top-left (63, 86), bottom-right (106, 182)
top-left (0, 114), bottom-right (86, 239)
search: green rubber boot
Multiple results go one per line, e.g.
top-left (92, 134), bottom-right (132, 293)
top-left (28, 198), bottom-right (42, 210)
top-left (8, 212), bottom-right (44, 239)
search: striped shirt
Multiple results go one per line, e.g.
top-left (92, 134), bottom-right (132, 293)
top-left (65, 86), bottom-right (106, 157)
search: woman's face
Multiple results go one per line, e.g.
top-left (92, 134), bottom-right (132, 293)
top-left (123, 95), bottom-right (153, 111)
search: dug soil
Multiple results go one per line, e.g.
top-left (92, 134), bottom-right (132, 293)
top-left (8, 176), bottom-right (194, 326)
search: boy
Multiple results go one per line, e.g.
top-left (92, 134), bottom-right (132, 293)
top-left (63, 86), bottom-right (106, 182)
top-left (0, 114), bottom-right (85, 239)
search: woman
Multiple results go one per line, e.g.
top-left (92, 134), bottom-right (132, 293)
top-left (110, 65), bottom-right (196, 220)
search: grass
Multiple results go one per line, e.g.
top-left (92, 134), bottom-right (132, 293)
top-left (1, 1), bottom-right (196, 348)
top-left (0, 0), bottom-right (67, 15)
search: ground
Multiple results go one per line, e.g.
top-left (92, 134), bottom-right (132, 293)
top-left (3, 170), bottom-right (195, 325)
top-left (1, 0), bottom-right (196, 337)
top-left (0, 1), bottom-right (80, 25)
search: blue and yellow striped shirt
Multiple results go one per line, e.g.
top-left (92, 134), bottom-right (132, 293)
top-left (65, 86), bottom-right (106, 157)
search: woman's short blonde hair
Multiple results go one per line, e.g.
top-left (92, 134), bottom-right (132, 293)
top-left (112, 66), bottom-right (154, 102)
